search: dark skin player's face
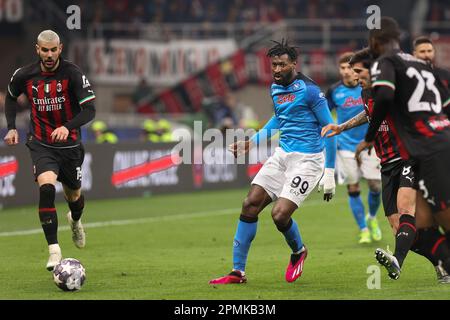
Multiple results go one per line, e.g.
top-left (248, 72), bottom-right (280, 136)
top-left (369, 37), bottom-right (381, 58)
top-left (36, 40), bottom-right (63, 72)
top-left (271, 54), bottom-right (296, 86)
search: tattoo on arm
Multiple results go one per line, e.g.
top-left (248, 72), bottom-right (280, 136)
top-left (339, 111), bottom-right (368, 131)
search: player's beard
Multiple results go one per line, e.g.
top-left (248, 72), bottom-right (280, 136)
top-left (274, 71), bottom-right (295, 86)
top-left (344, 75), bottom-right (358, 87)
top-left (41, 58), bottom-right (59, 72)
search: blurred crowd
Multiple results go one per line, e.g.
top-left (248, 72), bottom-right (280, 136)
top-left (52, 0), bottom-right (450, 27)
top-left (88, 91), bottom-right (260, 144)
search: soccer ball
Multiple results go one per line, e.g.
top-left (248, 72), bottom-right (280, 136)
top-left (53, 258), bottom-right (86, 291)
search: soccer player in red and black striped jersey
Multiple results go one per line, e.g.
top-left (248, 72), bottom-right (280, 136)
top-left (322, 47), bottom-right (450, 283)
top-left (362, 17), bottom-right (450, 280)
top-left (3, 30), bottom-right (95, 271)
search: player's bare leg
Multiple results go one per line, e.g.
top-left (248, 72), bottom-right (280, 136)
top-left (272, 198), bottom-right (306, 283)
top-left (383, 195), bottom-right (450, 283)
top-left (209, 185), bottom-right (272, 284)
top-left (37, 171), bottom-right (62, 271)
top-left (378, 189), bottom-right (450, 282)
top-left (63, 185), bottom-right (86, 249)
top-left (413, 194), bottom-right (450, 283)
top-left (376, 187), bottom-right (416, 280)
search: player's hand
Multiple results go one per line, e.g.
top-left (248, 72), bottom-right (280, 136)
top-left (317, 168), bottom-right (336, 202)
top-left (355, 140), bottom-right (374, 167)
top-left (321, 124), bottom-right (342, 138)
top-left (4, 129), bottom-right (19, 146)
top-left (51, 126), bottom-right (69, 142)
top-left (228, 140), bottom-right (253, 158)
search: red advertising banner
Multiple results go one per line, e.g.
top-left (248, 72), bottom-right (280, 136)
top-left (0, 143), bottom-right (258, 209)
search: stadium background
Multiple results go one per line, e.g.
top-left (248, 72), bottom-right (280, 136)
top-left (0, 0), bottom-right (450, 300)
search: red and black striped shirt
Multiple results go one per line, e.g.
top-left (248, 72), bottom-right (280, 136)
top-left (362, 89), bottom-right (402, 165)
top-left (7, 59), bottom-right (95, 148)
top-left (367, 50), bottom-right (450, 160)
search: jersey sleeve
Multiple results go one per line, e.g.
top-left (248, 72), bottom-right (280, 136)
top-left (7, 68), bottom-right (25, 99)
top-left (309, 84), bottom-right (333, 123)
top-left (325, 87), bottom-right (336, 110)
top-left (439, 77), bottom-right (450, 116)
top-left (70, 66), bottom-right (96, 107)
top-left (371, 57), bottom-right (396, 91)
top-left (250, 115), bottom-right (279, 145)
top-left (308, 84), bottom-right (337, 168)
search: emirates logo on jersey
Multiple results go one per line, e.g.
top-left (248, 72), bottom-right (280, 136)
top-left (32, 96), bottom-right (66, 112)
top-left (277, 94), bottom-right (296, 105)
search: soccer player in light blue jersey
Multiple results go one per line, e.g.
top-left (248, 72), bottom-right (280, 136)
top-left (326, 52), bottom-right (382, 244)
top-left (209, 40), bottom-right (337, 285)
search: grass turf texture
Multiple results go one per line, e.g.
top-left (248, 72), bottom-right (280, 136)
top-left (0, 185), bottom-right (448, 299)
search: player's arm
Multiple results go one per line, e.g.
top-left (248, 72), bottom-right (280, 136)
top-left (435, 70), bottom-right (450, 118)
top-left (310, 86), bottom-right (337, 201)
top-left (229, 115), bottom-right (279, 157)
top-left (52, 69), bottom-right (96, 142)
top-left (311, 91), bottom-right (337, 169)
top-left (325, 87), bottom-right (336, 111)
top-left (321, 110), bottom-right (368, 137)
top-left (444, 96), bottom-right (450, 118)
top-left (62, 102), bottom-right (96, 131)
top-left (364, 59), bottom-right (396, 143)
top-left (65, 69), bottom-right (96, 130)
top-left (3, 69), bottom-right (23, 145)
top-left (250, 115), bottom-right (279, 145)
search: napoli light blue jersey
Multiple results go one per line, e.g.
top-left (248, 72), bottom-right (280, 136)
top-left (251, 73), bottom-right (337, 169)
top-left (326, 81), bottom-right (367, 152)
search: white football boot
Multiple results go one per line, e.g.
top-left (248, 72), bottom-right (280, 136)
top-left (67, 211), bottom-right (86, 249)
top-left (46, 243), bottom-right (62, 271)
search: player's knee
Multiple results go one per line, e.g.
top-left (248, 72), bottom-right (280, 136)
top-left (271, 207), bottom-right (290, 230)
top-left (242, 196), bottom-right (262, 216)
top-left (39, 184), bottom-right (56, 207)
top-left (347, 184), bottom-right (360, 194)
top-left (368, 180), bottom-right (381, 193)
top-left (65, 192), bottom-right (81, 203)
top-left (397, 197), bottom-right (415, 216)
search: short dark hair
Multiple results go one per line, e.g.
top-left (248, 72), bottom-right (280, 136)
top-left (349, 47), bottom-right (373, 69)
top-left (267, 39), bottom-right (299, 62)
top-left (338, 52), bottom-right (354, 64)
top-left (369, 17), bottom-right (401, 44)
top-left (413, 36), bottom-right (433, 48)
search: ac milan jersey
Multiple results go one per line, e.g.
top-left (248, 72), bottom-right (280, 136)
top-left (370, 49), bottom-right (450, 159)
top-left (362, 89), bottom-right (402, 165)
top-left (435, 66), bottom-right (450, 90)
top-left (7, 59), bottom-right (95, 148)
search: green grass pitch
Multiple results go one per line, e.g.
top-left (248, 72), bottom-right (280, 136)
top-left (0, 185), bottom-right (448, 300)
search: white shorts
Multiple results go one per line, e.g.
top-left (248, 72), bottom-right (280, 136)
top-left (251, 147), bottom-right (325, 206)
top-left (336, 149), bottom-right (381, 185)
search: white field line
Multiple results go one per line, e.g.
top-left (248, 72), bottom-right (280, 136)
top-left (0, 198), bottom-right (345, 237)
